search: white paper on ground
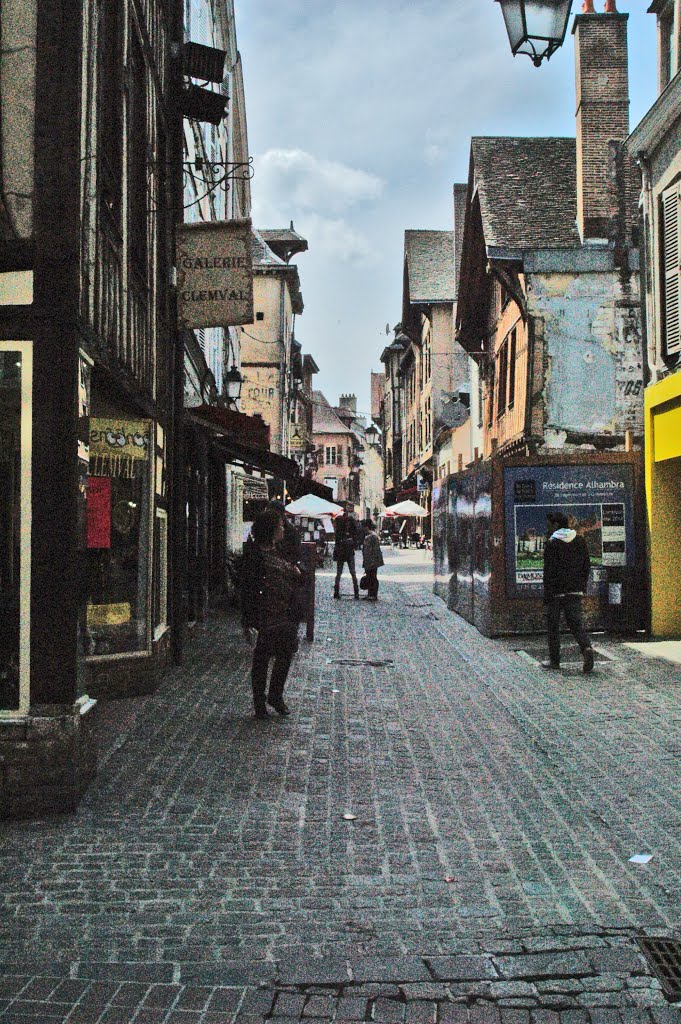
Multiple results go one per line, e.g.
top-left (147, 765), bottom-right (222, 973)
top-left (628, 854), bottom-right (653, 864)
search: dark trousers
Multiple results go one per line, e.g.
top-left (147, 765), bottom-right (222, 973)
top-left (251, 626), bottom-right (296, 710)
top-left (546, 595), bottom-right (591, 665)
top-left (334, 554), bottom-right (358, 594)
top-left (365, 566), bottom-right (379, 598)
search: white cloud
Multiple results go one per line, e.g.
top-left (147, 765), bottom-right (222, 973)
top-left (296, 213), bottom-right (378, 266)
top-left (253, 149), bottom-right (384, 220)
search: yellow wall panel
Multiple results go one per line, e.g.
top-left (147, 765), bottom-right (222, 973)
top-left (653, 402), bottom-right (681, 462)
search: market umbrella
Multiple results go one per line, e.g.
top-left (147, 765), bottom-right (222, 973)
top-left (383, 499), bottom-right (427, 517)
top-left (285, 493), bottom-right (344, 517)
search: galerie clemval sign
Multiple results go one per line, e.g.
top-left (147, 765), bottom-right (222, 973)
top-left (176, 218), bottom-right (253, 329)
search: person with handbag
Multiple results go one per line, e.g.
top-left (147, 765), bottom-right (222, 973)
top-left (361, 520), bottom-right (384, 601)
top-left (333, 510), bottom-right (359, 599)
top-left (241, 509), bottom-right (303, 719)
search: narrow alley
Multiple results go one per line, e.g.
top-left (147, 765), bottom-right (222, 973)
top-left (1, 551), bottom-right (680, 1022)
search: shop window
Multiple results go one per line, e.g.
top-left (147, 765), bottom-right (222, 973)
top-left (0, 344), bottom-right (31, 713)
top-left (153, 508), bottom-right (168, 639)
top-left (85, 418), bottom-right (152, 657)
top-left (98, 0), bottom-right (124, 228)
top-left (497, 344), bottom-right (508, 420)
top-left (508, 329), bottom-right (517, 408)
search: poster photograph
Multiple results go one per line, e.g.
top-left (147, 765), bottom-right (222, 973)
top-left (504, 465), bottom-right (635, 599)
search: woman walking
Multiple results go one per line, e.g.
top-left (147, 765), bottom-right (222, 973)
top-left (362, 521), bottom-right (384, 601)
top-left (241, 509), bottom-right (302, 719)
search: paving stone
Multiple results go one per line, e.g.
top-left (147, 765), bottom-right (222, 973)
top-left (372, 998), bottom-right (406, 1023)
top-left (334, 997), bottom-right (369, 1019)
top-left (589, 950), bottom-right (649, 977)
top-left (495, 956), bottom-right (593, 982)
top-left (275, 992), bottom-right (308, 1017)
top-left (427, 958), bottom-right (497, 982)
top-left (404, 1000), bottom-right (437, 1023)
top-left (351, 959), bottom-right (430, 983)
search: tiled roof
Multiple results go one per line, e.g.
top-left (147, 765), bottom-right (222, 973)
top-left (312, 391), bottom-right (351, 435)
top-left (404, 230), bottom-right (456, 303)
top-left (471, 137), bottom-right (580, 250)
top-left (250, 229), bottom-right (286, 266)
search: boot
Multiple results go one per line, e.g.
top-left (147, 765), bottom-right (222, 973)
top-left (333, 585), bottom-right (340, 598)
top-left (353, 579), bottom-right (360, 600)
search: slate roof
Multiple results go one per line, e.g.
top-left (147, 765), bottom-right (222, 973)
top-left (250, 229), bottom-right (286, 266)
top-left (404, 230), bottom-right (457, 304)
top-left (471, 137), bottom-right (580, 251)
top-left (312, 391), bottom-right (351, 435)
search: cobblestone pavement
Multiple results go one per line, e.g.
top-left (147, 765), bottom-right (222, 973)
top-left (1, 548), bottom-right (681, 1022)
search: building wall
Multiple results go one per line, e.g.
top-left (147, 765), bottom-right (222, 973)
top-left (0, 0), bottom-right (36, 240)
top-left (311, 430), bottom-right (353, 500)
top-left (529, 270), bottom-right (643, 445)
top-left (645, 372), bottom-right (681, 635)
top-left (360, 445), bottom-right (384, 519)
top-left (240, 272), bottom-right (294, 455)
top-left (484, 283), bottom-right (528, 456)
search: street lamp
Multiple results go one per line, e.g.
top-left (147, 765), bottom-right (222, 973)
top-left (225, 365), bottom-right (243, 406)
top-left (495, 0), bottom-right (573, 67)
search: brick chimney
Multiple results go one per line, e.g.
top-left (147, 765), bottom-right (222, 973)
top-left (338, 393), bottom-right (357, 416)
top-left (573, 6), bottom-right (630, 241)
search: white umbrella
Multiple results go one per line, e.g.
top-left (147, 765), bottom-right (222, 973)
top-left (285, 493), bottom-right (344, 517)
top-left (383, 499), bottom-right (427, 517)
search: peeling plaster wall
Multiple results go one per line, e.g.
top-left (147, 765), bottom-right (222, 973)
top-left (528, 271), bottom-right (643, 446)
top-left (0, 0), bottom-right (36, 239)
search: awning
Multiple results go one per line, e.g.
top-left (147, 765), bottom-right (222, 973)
top-left (186, 409), bottom-right (299, 483)
top-left (290, 477), bottom-right (334, 501)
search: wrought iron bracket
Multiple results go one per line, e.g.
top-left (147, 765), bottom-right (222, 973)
top-left (183, 156), bottom-right (254, 210)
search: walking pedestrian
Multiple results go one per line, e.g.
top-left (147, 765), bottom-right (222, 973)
top-left (333, 510), bottom-right (359, 599)
top-left (241, 509), bottom-right (303, 719)
top-left (266, 499), bottom-right (301, 566)
top-left (541, 510), bottom-right (595, 673)
top-left (361, 520), bottom-right (384, 601)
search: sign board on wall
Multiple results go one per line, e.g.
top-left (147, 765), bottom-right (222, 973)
top-left (503, 464), bottom-right (635, 599)
top-left (176, 218), bottom-right (253, 328)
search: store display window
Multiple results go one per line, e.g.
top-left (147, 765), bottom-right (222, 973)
top-left (85, 418), bottom-right (152, 657)
top-left (0, 343), bottom-right (32, 713)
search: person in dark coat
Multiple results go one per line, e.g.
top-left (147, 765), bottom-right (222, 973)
top-left (361, 521), bottom-right (384, 601)
top-left (333, 510), bottom-right (359, 599)
top-left (542, 510), bottom-right (594, 673)
top-left (241, 509), bottom-right (302, 719)
top-left (266, 499), bottom-right (301, 565)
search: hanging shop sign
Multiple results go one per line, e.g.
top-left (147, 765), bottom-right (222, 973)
top-left (89, 418), bottom-right (151, 477)
top-left (176, 218), bottom-right (253, 329)
top-left (503, 463), bottom-right (636, 599)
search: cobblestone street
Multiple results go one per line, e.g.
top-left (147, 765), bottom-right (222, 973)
top-left (2, 549), bottom-right (681, 1022)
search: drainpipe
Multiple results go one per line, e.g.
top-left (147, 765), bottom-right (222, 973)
top-left (636, 150), bottom-right (654, 388)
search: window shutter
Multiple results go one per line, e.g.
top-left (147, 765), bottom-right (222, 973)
top-left (662, 181), bottom-right (681, 357)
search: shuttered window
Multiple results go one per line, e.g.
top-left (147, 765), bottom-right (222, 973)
top-left (662, 181), bottom-right (681, 357)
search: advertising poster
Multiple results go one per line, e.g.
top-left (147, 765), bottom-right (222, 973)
top-left (503, 464), bottom-right (635, 599)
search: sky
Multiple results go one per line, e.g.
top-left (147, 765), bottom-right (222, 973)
top-left (234, 0), bottom-right (657, 421)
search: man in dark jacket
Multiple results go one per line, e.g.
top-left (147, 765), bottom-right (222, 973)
top-left (542, 511), bottom-right (594, 673)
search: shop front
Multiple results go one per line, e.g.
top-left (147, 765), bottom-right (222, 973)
top-left (83, 405), bottom-right (170, 700)
top-left (645, 374), bottom-right (681, 637)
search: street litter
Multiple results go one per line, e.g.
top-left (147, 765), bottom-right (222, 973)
top-left (444, 876), bottom-right (455, 883)
top-left (342, 813), bottom-right (357, 820)
top-left (629, 854), bottom-right (653, 864)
